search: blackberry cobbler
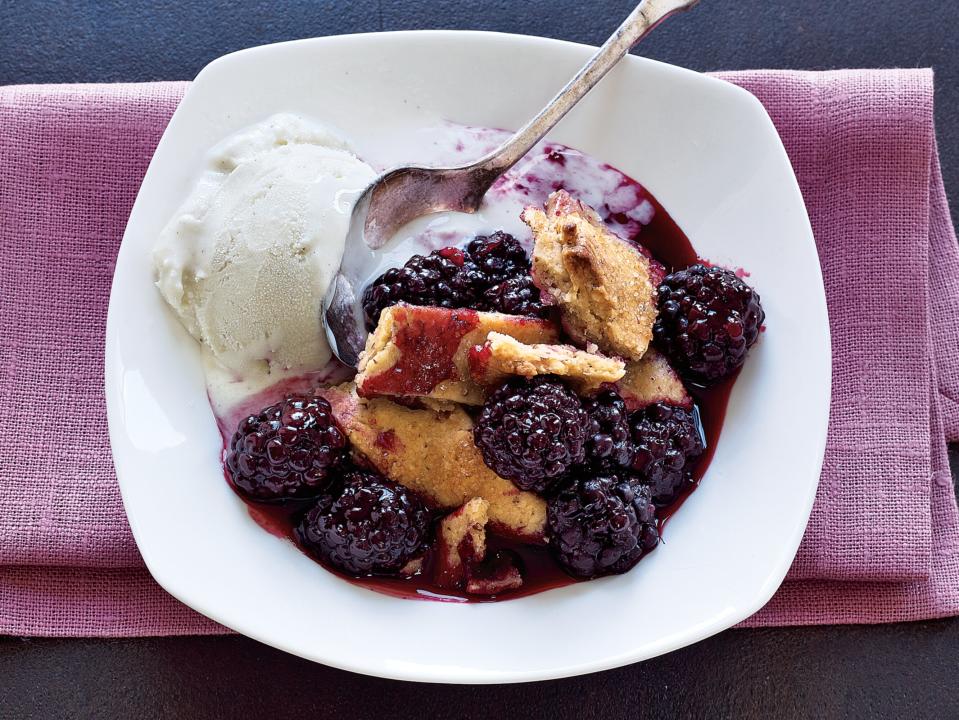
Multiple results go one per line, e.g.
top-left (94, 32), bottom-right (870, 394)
top-left (224, 190), bottom-right (764, 599)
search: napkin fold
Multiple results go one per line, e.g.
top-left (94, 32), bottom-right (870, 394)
top-left (1, 70), bottom-right (957, 636)
top-left (730, 69), bottom-right (959, 625)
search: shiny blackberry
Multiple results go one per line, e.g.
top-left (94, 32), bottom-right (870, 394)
top-left (473, 376), bottom-right (588, 494)
top-left (465, 231), bottom-right (531, 286)
top-left (582, 389), bottom-right (633, 470)
top-left (481, 275), bottom-right (549, 318)
top-left (296, 470), bottom-right (431, 576)
top-left (630, 402), bottom-right (705, 507)
top-left (547, 472), bottom-right (659, 579)
top-left (654, 264), bottom-right (764, 383)
top-left (361, 250), bottom-right (472, 329)
top-left (225, 393), bottom-right (348, 502)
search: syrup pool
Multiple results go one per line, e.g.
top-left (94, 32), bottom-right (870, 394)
top-left (216, 122), bottom-right (737, 602)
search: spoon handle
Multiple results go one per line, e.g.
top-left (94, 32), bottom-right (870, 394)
top-left (473, 0), bottom-right (699, 183)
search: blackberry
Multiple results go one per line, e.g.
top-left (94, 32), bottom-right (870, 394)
top-left (583, 390), bottom-right (633, 470)
top-left (630, 402), bottom-right (705, 507)
top-left (226, 394), bottom-right (348, 502)
top-left (296, 470), bottom-right (431, 576)
top-left (361, 231), bottom-right (539, 329)
top-left (473, 376), bottom-right (588, 494)
top-left (361, 251), bottom-right (472, 329)
top-left (465, 231), bottom-right (531, 285)
top-left (481, 275), bottom-right (549, 318)
top-left (547, 472), bottom-right (659, 579)
top-left (654, 264), bottom-right (764, 383)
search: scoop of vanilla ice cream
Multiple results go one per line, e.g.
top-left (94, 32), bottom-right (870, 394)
top-left (153, 114), bottom-right (375, 381)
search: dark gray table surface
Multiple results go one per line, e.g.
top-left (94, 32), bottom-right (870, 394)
top-left (2, 1), bottom-right (957, 717)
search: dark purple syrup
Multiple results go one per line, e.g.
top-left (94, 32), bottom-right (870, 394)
top-left (218, 155), bottom-right (736, 602)
top-left (225, 466), bottom-right (573, 602)
top-left (655, 374), bottom-right (736, 533)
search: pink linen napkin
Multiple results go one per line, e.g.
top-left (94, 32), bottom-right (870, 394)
top-left (1, 70), bottom-right (958, 636)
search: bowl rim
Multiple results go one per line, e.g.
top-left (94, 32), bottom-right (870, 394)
top-left (106, 29), bottom-right (830, 683)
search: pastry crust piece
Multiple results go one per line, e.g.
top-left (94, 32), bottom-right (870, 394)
top-left (433, 498), bottom-right (524, 595)
top-left (468, 331), bottom-right (625, 394)
top-left (434, 498), bottom-right (489, 589)
top-left (319, 384), bottom-right (547, 542)
top-left (524, 190), bottom-right (659, 360)
top-left (613, 348), bottom-right (691, 411)
top-left (355, 304), bottom-right (558, 405)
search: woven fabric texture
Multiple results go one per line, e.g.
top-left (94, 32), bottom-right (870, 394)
top-left (0, 70), bottom-right (957, 635)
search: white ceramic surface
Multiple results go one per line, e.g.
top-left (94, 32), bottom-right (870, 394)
top-left (105, 31), bottom-right (830, 684)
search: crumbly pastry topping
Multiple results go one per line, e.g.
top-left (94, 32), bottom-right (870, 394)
top-left (613, 348), bottom-right (691, 412)
top-left (319, 383), bottom-right (548, 541)
top-left (524, 190), bottom-right (659, 360)
top-left (356, 305), bottom-right (558, 405)
top-left (468, 331), bottom-right (625, 393)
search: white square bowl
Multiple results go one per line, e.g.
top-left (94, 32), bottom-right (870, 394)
top-left (106, 31), bottom-right (830, 683)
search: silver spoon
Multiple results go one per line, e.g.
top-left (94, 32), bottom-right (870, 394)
top-left (324, 0), bottom-right (699, 367)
